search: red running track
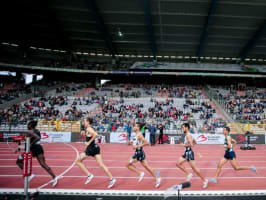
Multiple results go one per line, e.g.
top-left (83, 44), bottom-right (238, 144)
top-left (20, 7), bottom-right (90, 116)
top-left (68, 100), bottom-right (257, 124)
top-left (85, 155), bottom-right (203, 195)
top-left (0, 143), bottom-right (265, 191)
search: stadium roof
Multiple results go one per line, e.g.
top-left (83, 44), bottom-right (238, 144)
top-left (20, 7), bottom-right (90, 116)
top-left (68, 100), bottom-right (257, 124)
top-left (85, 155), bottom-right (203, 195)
top-left (1, 0), bottom-right (266, 64)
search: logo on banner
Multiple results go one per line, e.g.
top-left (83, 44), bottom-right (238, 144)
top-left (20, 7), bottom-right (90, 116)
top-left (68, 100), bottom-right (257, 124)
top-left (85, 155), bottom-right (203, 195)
top-left (193, 134), bottom-right (224, 144)
top-left (197, 135), bottom-right (208, 142)
top-left (118, 133), bottom-right (127, 141)
top-left (41, 132), bottom-right (71, 143)
top-left (41, 132), bottom-right (49, 140)
top-left (233, 134), bottom-right (264, 144)
top-left (235, 135), bottom-right (246, 143)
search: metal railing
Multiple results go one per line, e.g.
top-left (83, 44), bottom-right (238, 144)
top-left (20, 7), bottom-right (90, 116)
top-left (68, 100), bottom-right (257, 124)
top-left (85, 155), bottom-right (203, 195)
top-left (228, 123), bottom-right (266, 134)
top-left (37, 121), bottom-right (81, 132)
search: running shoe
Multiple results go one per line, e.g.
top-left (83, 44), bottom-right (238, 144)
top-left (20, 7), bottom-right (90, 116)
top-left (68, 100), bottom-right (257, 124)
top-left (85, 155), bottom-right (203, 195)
top-left (138, 172), bottom-right (144, 182)
top-left (52, 177), bottom-right (58, 187)
top-left (85, 174), bottom-right (94, 184)
top-left (107, 178), bottom-right (116, 189)
top-left (203, 179), bottom-right (208, 189)
top-left (251, 165), bottom-right (257, 174)
top-left (210, 178), bottom-right (218, 183)
top-left (155, 177), bottom-right (161, 188)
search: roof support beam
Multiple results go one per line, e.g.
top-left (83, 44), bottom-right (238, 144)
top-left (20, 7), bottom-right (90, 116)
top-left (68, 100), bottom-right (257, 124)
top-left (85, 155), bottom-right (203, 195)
top-left (144, 0), bottom-right (157, 60)
top-left (197, 0), bottom-right (218, 62)
top-left (88, 0), bottom-right (117, 58)
top-left (238, 20), bottom-right (266, 63)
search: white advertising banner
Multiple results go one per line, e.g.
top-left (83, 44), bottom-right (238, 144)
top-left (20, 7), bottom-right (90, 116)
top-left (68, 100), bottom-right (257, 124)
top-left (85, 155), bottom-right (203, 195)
top-left (110, 132), bottom-right (150, 144)
top-left (193, 134), bottom-right (224, 144)
top-left (41, 132), bottom-right (71, 143)
top-left (110, 132), bottom-right (128, 143)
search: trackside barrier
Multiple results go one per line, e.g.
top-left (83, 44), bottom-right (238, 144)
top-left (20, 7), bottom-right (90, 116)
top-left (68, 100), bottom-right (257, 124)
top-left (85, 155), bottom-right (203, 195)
top-left (228, 123), bottom-right (266, 134)
top-left (37, 121), bottom-right (81, 132)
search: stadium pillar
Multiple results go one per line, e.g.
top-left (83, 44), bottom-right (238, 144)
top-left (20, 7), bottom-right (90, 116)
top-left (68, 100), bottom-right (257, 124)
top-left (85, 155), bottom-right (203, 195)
top-left (32, 74), bottom-right (37, 83)
top-left (95, 77), bottom-right (100, 88)
top-left (17, 72), bottom-right (23, 82)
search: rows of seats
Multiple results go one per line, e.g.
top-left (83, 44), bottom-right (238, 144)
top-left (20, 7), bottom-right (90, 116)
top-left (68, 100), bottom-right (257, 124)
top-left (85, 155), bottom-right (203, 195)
top-left (0, 83), bottom-right (228, 134)
top-left (92, 97), bottom-right (225, 134)
top-left (210, 86), bottom-right (265, 123)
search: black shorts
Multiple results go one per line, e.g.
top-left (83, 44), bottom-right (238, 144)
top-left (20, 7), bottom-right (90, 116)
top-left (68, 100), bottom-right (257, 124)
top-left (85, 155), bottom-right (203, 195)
top-left (30, 144), bottom-right (44, 157)
top-left (85, 144), bottom-right (100, 157)
top-left (224, 151), bottom-right (236, 160)
top-left (182, 150), bottom-right (194, 161)
top-left (132, 150), bottom-right (146, 161)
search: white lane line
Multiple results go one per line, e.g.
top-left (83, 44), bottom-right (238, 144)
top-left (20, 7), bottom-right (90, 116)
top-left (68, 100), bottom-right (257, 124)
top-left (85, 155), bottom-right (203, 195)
top-left (1, 166), bottom-right (266, 170)
top-left (1, 188), bottom-right (266, 196)
top-left (1, 154), bottom-right (266, 159)
top-left (1, 159), bottom-right (266, 163)
top-left (0, 175), bottom-right (265, 179)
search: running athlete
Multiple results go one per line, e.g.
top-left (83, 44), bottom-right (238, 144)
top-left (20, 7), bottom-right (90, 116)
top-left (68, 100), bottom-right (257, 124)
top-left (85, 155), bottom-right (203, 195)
top-left (76, 117), bottom-right (116, 188)
top-left (16, 121), bottom-right (58, 187)
top-left (210, 127), bottom-right (257, 183)
top-left (176, 123), bottom-right (208, 188)
top-left (126, 122), bottom-right (161, 188)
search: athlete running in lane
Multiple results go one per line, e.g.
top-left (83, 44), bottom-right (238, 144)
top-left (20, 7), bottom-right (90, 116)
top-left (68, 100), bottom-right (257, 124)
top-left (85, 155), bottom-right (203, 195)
top-left (16, 120), bottom-right (58, 186)
top-left (210, 127), bottom-right (257, 183)
top-left (76, 117), bottom-right (116, 188)
top-left (176, 123), bottom-right (208, 189)
top-left (126, 122), bottom-right (161, 188)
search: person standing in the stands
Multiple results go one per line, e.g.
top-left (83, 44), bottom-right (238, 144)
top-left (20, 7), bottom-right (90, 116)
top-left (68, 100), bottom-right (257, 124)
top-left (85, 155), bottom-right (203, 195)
top-left (149, 123), bottom-right (157, 146)
top-left (158, 124), bottom-right (164, 144)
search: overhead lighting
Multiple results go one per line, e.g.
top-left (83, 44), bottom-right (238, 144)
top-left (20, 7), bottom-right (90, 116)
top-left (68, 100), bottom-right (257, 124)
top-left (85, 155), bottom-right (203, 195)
top-left (2, 42), bottom-right (9, 45)
top-left (53, 49), bottom-right (60, 52)
top-left (191, 56), bottom-right (197, 59)
top-left (137, 55), bottom-right (143, 58)
top-left (245, 58), bottom-right (250, 61)
top-left (157, 55), bottom-right (162, 58)
top-left (97, 53), bottom-right (103, 56)
top-left (104, 54), bottom-right (111, 57)
top-left (90, 53), bottom-right (96, 56)
top-left (76, 52), bottom-right (82, 55)
top-left (184, 56), bottom-right (190, 59)
top-left (164, 56), bottom-right (169, 58)
top-left (218, 57), bottom-right (224, 60)
top-left (30, 46), bottom-right (37, 49)
top-left (170, 56), bottom-right (176, 59)
top-left (10, 43), bottom-right (19, 47)
top-left (83, 52), bottom-right (88, 55)
top-left (143, 55), bottom-right (148, 58)
top-left (45, 48), bottom-right (51, 51)
top-left (212, 57), bottom-right (217, 60)
top-left (258, 59), bottom-right (263, 62)
top-left (225, 57), bottom-right (230, 60)
top-left (118, 28), bottom-right (123, 37)
top-left (118, 54), bottom-right (124, 57)
top-left (177, 56), bottom-right (183, 59)
top-left (59, 50), bottom-right (66, 53)
top-left (131, 55), bottom-right (136, 57)
top-left (251, 58), bottom-right (257, 61)
top-left (205, 57), bottom-right (211, 59)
